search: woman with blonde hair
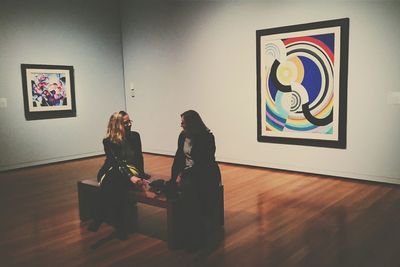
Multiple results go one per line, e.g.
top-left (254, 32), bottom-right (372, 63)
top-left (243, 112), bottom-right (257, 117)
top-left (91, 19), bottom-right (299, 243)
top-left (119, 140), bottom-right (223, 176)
top-left (88, 111), bottom-right (146, 240)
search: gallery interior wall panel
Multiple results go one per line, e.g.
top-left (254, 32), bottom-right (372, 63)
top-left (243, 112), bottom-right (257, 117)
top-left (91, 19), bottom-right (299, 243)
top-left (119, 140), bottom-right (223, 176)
top-left (0, 0), bottom-right (125, 171)
top-left (121, 0), bottom-right (400, 184)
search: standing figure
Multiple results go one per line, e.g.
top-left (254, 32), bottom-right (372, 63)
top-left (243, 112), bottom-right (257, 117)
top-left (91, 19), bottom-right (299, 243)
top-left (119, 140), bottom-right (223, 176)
top-left (88, 111), bottom-right (146, 240)
top-left (171, 110), bottom-right (221, 251)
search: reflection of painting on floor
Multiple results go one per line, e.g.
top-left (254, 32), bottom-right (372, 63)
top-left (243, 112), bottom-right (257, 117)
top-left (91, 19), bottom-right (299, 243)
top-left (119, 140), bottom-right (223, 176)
top-left (257, 191), bottom-right (347, 267)
top-left (248, 184), bottom-right (400, 267)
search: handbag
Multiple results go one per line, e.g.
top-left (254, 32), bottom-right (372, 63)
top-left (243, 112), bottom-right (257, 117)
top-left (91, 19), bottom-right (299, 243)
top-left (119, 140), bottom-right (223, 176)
top-left (148, 179), bottom-right (179, 199)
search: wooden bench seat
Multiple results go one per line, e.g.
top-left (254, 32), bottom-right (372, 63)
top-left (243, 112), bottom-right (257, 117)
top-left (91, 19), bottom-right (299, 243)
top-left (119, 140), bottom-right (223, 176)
top-left (77, 177), bottom-right (224, 248)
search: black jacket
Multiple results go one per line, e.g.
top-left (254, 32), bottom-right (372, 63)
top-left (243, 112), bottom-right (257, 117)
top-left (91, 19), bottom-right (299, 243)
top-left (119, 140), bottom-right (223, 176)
top-left (97, 131), bottom-right (145, 183)
top-left (171, 131), bottom-right (221, 186)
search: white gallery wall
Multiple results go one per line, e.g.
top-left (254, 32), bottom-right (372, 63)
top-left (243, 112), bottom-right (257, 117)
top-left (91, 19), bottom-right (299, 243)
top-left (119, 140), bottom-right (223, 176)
top-left (121, 0), bottom-right (400, 184)
top-left (0, 0), bottom-right (125, 171)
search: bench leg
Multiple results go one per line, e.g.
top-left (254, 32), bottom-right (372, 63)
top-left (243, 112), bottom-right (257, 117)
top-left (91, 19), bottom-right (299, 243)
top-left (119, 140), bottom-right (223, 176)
top-left (77, 181), bottom-right (100, 221)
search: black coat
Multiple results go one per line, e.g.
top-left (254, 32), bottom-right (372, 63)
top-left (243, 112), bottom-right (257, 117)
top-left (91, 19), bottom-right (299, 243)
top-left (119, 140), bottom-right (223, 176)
top-left (171, 131), bottom-right (221, 247)
top-left (171, 131), bottom-right (221, 188)
top-left (97, 131), bottom-right (145, 185)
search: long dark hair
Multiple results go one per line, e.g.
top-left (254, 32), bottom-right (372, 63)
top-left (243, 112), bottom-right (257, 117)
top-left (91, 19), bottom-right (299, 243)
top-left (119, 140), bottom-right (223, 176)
top-left (181, 110), bottom-right (210, 137)
top-left (119, 110), bottom-right (128, 117)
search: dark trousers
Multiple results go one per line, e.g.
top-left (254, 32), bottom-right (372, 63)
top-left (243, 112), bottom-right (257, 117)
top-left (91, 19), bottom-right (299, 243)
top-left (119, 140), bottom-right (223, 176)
top-left (92, 177), bottom-right (131, 235)
top-left (179, 171), bottom-right (209, 249)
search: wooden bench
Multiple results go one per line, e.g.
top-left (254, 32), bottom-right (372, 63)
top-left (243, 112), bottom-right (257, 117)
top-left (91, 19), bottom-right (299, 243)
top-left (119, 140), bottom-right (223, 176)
top-left (77, 178), bottom-right (224, 248)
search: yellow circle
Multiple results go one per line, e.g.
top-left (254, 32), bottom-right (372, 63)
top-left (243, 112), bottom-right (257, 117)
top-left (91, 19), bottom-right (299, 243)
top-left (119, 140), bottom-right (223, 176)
top-left (276, 61), bottom-right (297, 86)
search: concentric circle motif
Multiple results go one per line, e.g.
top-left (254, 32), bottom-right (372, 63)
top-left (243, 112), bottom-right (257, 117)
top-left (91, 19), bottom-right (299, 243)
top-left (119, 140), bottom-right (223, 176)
top-left (290, 90), bottom-right (301, 112)
top-left (264, 34), bottom-right (334, 133)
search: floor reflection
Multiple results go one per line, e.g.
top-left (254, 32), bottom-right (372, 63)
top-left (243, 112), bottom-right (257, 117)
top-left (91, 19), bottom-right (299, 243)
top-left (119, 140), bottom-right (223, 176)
top-left (254, 190), bottom-right (349, 267)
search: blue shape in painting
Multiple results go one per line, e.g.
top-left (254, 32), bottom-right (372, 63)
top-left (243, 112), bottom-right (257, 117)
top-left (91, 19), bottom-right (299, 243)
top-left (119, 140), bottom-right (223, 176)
top-left (268, 77), bottom-right (278, 100)
top-left (299, 56), bottom-right (322, 103)
top-left (311, 33), bottom-right (334, 54)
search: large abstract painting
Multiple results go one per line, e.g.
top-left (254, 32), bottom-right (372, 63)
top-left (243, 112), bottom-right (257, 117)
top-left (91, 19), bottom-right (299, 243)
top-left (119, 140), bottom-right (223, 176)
top-left (256, 18), bottom-right (349, 148)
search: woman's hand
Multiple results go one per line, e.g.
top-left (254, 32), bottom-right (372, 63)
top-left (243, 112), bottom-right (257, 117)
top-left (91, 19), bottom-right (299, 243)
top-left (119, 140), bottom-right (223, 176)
top-left (130, 176), bottom-right (149, 191)
top-left (130, 176), bottom-right (142, 184)
top-left (176, 174), bottom-right (182, 186)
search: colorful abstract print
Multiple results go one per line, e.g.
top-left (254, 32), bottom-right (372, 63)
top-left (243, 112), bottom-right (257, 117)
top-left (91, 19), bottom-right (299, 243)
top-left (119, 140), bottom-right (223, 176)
top-left (265, 33), bottom-right (334, 134)
top-left (31, 73), bottom-right (68, 107)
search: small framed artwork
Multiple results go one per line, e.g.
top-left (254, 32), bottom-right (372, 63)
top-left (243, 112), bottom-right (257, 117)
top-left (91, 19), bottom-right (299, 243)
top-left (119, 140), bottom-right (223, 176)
top-left (256, 18), bottom-right (349, 148)
top-left (21, 64), bottom-right (76, 120)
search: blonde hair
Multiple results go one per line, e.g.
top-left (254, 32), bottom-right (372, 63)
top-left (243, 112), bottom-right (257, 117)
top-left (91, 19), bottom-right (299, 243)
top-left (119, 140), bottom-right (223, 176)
top-left (106, 111), bottom-right (125, 144)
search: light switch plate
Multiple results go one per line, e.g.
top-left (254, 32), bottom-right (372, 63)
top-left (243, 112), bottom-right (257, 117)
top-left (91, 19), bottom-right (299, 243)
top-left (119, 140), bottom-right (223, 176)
top-left (387, 92), bottom-right (400, 105)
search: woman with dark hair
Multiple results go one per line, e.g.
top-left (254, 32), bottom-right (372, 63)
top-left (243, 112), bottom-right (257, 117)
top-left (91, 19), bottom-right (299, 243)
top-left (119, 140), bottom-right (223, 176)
top-left (88, 111), bottom-right (146, 240)
top-left (171, 110), bottom-right (221, 251)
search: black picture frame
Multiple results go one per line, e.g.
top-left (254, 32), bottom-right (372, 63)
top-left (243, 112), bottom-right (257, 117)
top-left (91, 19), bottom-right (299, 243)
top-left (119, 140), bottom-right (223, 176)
top-left (21, 64), bottom-right (76, 120)
top-left (256, 18), bottom-right (349, 149)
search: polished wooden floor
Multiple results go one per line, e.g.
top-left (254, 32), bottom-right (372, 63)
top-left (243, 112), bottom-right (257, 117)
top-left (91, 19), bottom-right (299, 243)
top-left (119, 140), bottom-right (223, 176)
top-left (1, 153), bottom-right (400, 267)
